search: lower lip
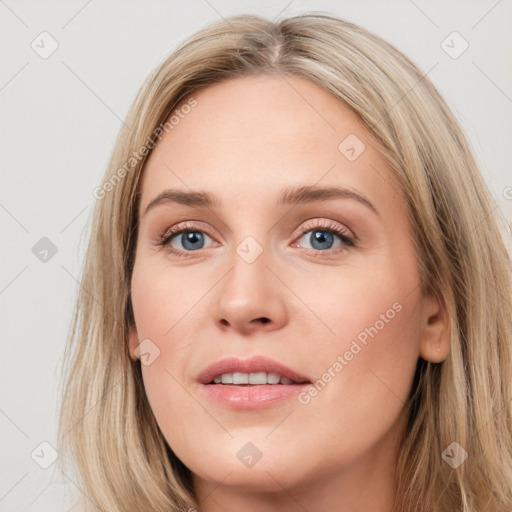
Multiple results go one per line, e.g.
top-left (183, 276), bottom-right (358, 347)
top-left (201, 383), bottom-right (310, 409)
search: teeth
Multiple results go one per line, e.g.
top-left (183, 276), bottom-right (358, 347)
top-left (233, 372), bottom-right (249, 384)
top-left (267, 373), bottom-right (281, 385)
top-left (211, 372), bottom-right (297, 385)
top-left (248, 372), bottom-right (266, 385)
top-left (221, 374), bottom-right (232, 384)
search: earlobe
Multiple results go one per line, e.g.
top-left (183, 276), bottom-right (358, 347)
top-left (419, 294), bottom-right (451, 363)
top-left (128, 324), bottom-right (139, 361)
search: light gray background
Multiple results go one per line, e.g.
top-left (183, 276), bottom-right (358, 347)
top-left (1, 1), bottom-right (511, 510)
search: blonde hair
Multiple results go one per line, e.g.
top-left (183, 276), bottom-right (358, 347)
top-left (58, 12), bottom-right (512, 512)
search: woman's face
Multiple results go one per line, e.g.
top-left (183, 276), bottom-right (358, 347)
top-left (129, 74), bottom-right (447, 504)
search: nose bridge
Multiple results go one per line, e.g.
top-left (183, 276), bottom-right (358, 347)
top-left (221, 237), bottom-right (271, 308)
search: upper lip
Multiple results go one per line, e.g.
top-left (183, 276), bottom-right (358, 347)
top-left (197, 356), bottom-right (311, 384)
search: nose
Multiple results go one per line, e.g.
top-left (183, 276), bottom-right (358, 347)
top-left (213, 248), bottom-right (288, 335)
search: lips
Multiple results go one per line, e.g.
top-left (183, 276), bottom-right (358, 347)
top-left (197, 356), bottom-right (311, 385)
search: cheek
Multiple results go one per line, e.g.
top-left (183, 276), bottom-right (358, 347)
top-left (302, 282), bottom-right (422, 448)
top-left (294, 249), bottom-right (422, 434)
top-left (131, 262), bottom-right (206, 446)
top-left (131, 259), bottom-right (205, 339)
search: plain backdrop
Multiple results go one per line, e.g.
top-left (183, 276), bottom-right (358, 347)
top-left (1, 1), bottom-right (511, 510)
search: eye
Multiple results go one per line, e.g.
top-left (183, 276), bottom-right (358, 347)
top-left (292, 219), bottom-right (356, 255)
top-left (155, 221), bottom-right (218, 258)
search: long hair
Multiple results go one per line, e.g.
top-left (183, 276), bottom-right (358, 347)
top-left (58, 13), bottom-right (512, 511)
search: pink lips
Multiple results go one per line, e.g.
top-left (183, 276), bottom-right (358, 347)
top-left (197, 356), bottom-right (311, 410)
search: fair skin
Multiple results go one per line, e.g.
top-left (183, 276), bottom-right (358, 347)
top-left (128, 74), bottom-right (450, 512)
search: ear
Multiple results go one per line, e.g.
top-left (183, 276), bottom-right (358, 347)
top-left (128, 324), bottom-right (140, 361)
top-left (419, 293), bottom-right (450, 363)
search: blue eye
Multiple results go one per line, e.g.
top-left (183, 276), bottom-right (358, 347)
top-left (162, 228), bottom-right (216, 256)
top-left (154, 220), bottom-right (218, 259)
top-left (172, 231), bottom-right (210, 251)
top-left (293, 223), bottom-right (355, 255)
top-left (301, 229), bottom-right (338, 251)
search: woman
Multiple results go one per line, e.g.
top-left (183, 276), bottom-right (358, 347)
top-left (58, 12), bottom-right (512, 512)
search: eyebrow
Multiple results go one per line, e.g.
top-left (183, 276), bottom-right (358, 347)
top-left (143, 185), bottom-right (379, 217)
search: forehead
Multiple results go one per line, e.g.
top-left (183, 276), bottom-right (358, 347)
top-left (139, 74), bottom-right (401, 215)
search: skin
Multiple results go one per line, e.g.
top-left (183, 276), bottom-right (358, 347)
top-left (128, 74), bottom-right (450, 512)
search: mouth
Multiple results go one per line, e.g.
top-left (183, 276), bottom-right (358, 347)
top-left (198, 357), bottom-right (312, 409)
top-left (208, 371), bottom-right (308, 386)
top-left (197, 356), bottom-right (311, 411)
top-left (208, 372), bottom-right (309, 386)
top-left (197, 355), bottom-right (311, 386)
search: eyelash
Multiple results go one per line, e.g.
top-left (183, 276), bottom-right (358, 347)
top-left (154, 219), bottom-right (356, 259)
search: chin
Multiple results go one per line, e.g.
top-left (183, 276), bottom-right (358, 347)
top-left (183, 443), bottom-right (307, 489)
top-left (194, 461), bottom-right (304, 492)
